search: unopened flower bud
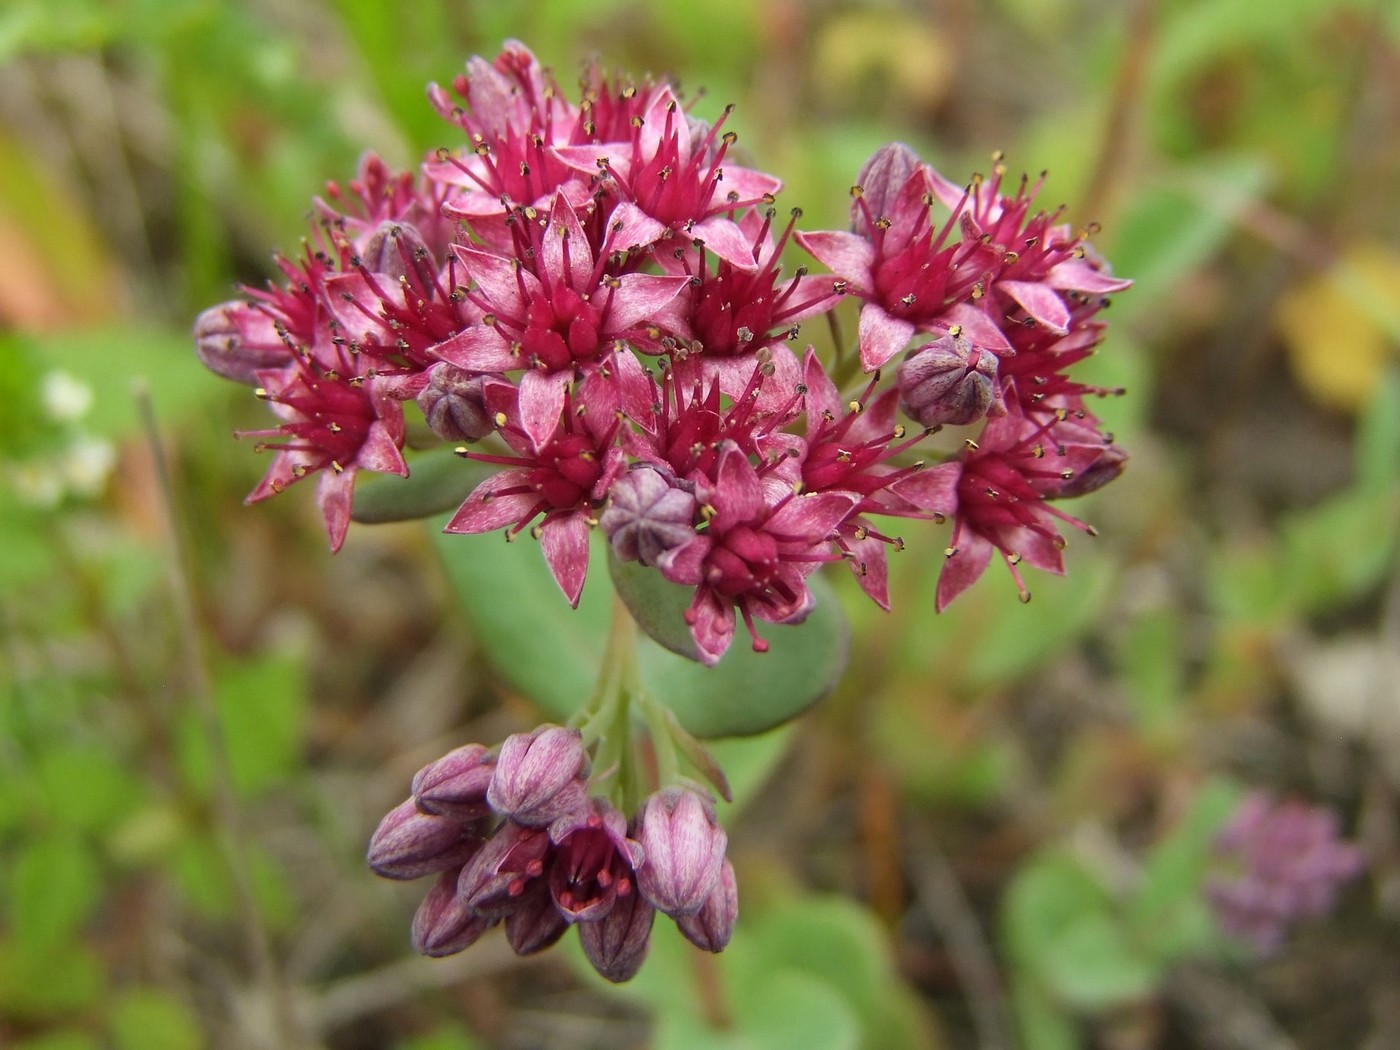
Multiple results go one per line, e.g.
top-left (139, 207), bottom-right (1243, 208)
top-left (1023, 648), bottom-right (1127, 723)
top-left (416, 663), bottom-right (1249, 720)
top-left (1044, 443), bottom-right (1127, 500)
top-left (505, 879), bottom-right (570, 956)
top-left (457, 821), bottom-right (552, 917)
top-left (635, 788), bottom-right (727, 917)
top-left (361, 220), bottom-right (439, 292)
top-left (367, 798), bottom-right (483, 880)
top-left (412, 743), bottom-right (496, 819)
top-left (898, 333), bottom-right (1004, 428)
top-left (193, 303), bottom-right (292, 386)
top-left (417, 363), bottom-right (493, 442)
top-left (487, 725), bottom-right (590, 827)
top-left (599, 467), bottom-right (698, 567)
top-left (676, 857), bottom-right (738, 952)
top-left (852, 143), bottom-right (924, 229)
top-left (579, 888), bottom-right (656, 983)
top-left (411, 867), bottom-right (496, 957)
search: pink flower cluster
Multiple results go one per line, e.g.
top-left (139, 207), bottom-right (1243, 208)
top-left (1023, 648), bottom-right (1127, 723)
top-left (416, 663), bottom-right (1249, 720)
top-left (194, 41), bottom-right (1129, 662)
top-left (367, 725), bottom-right (734, 982)
top-left (1206, 791), bottom-right (1366, 954)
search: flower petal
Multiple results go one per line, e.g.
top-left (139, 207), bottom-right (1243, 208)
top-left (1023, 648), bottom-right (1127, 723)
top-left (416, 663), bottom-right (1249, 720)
top-left (540, 512), bottom-right (591, 607)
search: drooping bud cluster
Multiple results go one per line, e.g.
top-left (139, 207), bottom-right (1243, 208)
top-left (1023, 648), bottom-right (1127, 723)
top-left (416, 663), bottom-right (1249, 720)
top-left (194, 40), bottom-right (1129, 655)
top-left (1205, 791), bottom-right (1366, 954)
top-left (367, 725), bottom-right (737, 981)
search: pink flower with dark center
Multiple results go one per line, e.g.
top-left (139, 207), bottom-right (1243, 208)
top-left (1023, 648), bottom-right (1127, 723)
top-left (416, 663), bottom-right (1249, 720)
top-left (444, 374), bottom-right (627, 605)
top-left (798, 350), bottom-right (958, 608)
top-left (659, 207), bottom-right (844, 404)
top-left (556, 87), bottom-right (783, 270)
top-left (242, 362), bottom-right (408, 553)
top-left (936, 398), bottom-right (1104, 610)
top-left (434, 192), bottom-right (691, 445)
top-left (627, 358), bottom-right (803, 486)
top-left (425, 42), bottom-right (585, 223)
top-left (548, 799), bottom-right (645, 923)
top-left (657, 441), bottom-right (856, 663)
top-left (797, 153), bottom-right (999, 372)
top-left (923, 160), bottom-right (1132, 339)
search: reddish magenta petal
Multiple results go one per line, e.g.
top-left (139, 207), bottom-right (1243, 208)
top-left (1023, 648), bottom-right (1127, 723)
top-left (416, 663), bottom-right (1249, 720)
top-left (605, 272), bottom-right (694, 333)
top-left (998, 280), bottom-right (1070, 335)
top-left (935, 531), bottom-right (994, 612)
top-left (1045, 259), bottom-right (1133, 294)
top-left (709, 444), bottom-right (764, 525)
top-left (518, 369), bottom-right (571, 448)
top-left (445, 471), bottom-right (540, 533)
top-left (857, 305), bottom-right (916, 371)
top-left (689, 217), bottom-right (762, 272)
top-left (845, 531), bottom-right (891, 610)
top-left (317, 468), bottom-right (356, 553)
top-left (687, 587), bottom-right (736, 667)
top-left (939, 303), bottom-right (1012, 353)
top-left (431, 324), bottom-right (519, 373)
top-left (766, 491), bottom-right (856, 543)
top-left (605, 201), bottom-right (670, 254)
top-left (540, 512), bottom-right (591, 607)
top-left (795, 230), bottom-right (875, 294)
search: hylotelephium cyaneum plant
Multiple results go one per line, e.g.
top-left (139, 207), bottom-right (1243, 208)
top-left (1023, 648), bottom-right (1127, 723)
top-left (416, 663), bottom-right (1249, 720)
top-left (193, 41), bottom-right (1131, 982)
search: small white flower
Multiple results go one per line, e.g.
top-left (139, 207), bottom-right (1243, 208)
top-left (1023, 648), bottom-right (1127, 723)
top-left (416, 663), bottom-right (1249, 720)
top-left (41, 371), bottom-right (94, 423)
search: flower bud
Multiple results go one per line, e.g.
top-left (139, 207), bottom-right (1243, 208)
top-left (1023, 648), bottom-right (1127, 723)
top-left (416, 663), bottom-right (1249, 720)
top-left (487, 725), bottom-right (590, 827)
top-left (416, 363), bottom-right (493, 443)
top-left (1043, 443), bottom-right (1127, 500)
top-left (852, 143), bottom-right (924, 229)
top-left (361, 220), bottom-right (439, 292)
top-left (579, 888), bottom-right (656, 983)
top-left (676, 858), bottom-right (738, 952)
top-left (193, 303), bottom-right (292, 386)
top-left (898, 332), bottom-right (1004, 428)
top-left (505, 879), bottom-right (569, 956)
top-left (412, 743), bottom-right (496, 820)
top-left (366, 798), bottom-right (483, 880)
top-left (599, 467), bottom-right (698, 567)
top-left (411, 867), bottom-right (496, 957)
top-left (456, 821), bottom-right (552, 917)
top-left (635, 788), bottom-right (727, 917)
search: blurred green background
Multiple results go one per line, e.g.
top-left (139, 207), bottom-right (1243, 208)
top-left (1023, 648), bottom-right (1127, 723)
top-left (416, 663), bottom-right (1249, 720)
top-left (2, 0), bottom-right (1399, 1047)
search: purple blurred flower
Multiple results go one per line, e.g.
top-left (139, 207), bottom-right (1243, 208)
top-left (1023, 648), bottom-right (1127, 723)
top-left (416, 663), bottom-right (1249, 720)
top-left (1207, 791), bottom-right (1366, 954)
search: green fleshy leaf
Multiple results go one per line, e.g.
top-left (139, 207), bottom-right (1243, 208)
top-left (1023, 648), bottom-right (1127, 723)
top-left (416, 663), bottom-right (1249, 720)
top-left (110, 988), bottom-right (203, 1050)
top-left (351, 446), bottom-right (488, 524)
top-left (9, 834), bottom-right (101, 950)
top-left (433, 526), bottom-right (849, 738)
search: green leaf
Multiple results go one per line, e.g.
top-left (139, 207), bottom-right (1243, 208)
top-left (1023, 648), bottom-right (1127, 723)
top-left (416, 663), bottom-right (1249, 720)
top-left (1003, 852), bottom-right (1112, 969)
top-left (1356, 370), bottom-right (1400, 497)
top-left (109, 988), bottom-right (203, 1050)
top-left (1130, 778), bottom-right (1242, 961)
top-left (1040, 912), bottom-right (1159, 1010)
top-left (1011, 977), bottom-right (1083, 1050)
top-left (1277, 488), bottom-right (1400, 614)
top-left (9, 835), bottom-right (102, 950)
top-left (433, 526), bottom-right (849, 738)
top-left (732, 970), bottom-right (862, 1050)
top-left (352, 446), bottom-right (488, 524)
top-left (34, 745), bottom-right (146, 831)
top-left (1103, 156), bottom-right (1271, 323)
top-left (397, 1022), bottom-right (483, 1050)
top-left (179, 652), bottom-right (307, 800)
top-left (0, 937), bottom-right (106, 1019)
top-left (14, 1032), bottom-right (103, 1050)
